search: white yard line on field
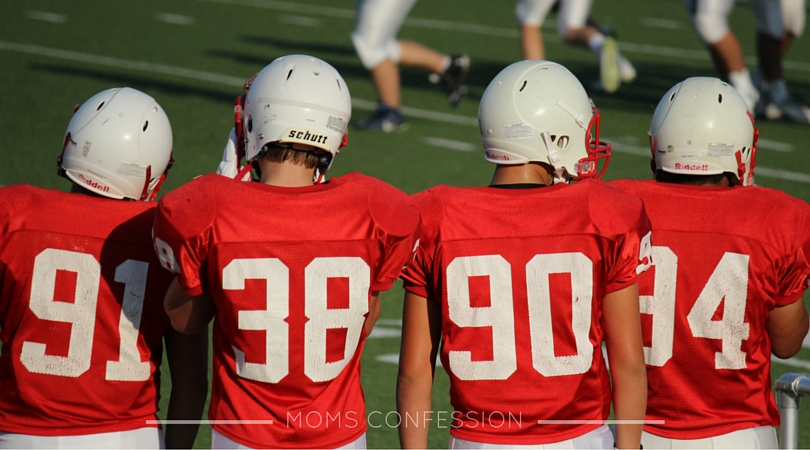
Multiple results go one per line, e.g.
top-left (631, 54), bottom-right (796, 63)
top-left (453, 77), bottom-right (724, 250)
top-left (25, 11), bottom-right (66, 24)
top-left (2, 40), bottom-right (808, 183)
top-left (155, 13), bottom-right (196, 26)
top-left (640, 18), bottom-right (682, 30)
top-left (278, 15), bottom-right (321, 27)
top-left (424, 137), bottom-right (476, 152)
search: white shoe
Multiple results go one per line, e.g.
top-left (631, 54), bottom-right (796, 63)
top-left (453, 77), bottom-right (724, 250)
top-left (600, 37), bottom-right (621, 94)
top-left (618, 55), bottom-right (636, 83)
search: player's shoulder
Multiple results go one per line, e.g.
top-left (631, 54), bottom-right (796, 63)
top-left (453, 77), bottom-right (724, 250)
top-left (337, 172), bottom-right (419, 235)
top-left (157, 173), bottom-right (224, 214)
top-left (580, 179), bottom-right (647, 235)
top-left (606, 178), bottom-right (651, 195)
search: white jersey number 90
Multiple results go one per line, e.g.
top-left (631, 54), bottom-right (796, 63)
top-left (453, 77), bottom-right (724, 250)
top-left (446, 252), bottom-right (594, 381)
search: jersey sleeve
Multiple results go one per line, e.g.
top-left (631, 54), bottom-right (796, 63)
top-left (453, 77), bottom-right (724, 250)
top-left (152, 177), bottom-right (217, 296)
top-left (366, 179), bottom-right (421, 292)
top-left (773, 210), bottom-right (810, 306)
top-left (400, 189), bottom-right (439, 300)
top-left (605, 198), bottom-right (653, 293)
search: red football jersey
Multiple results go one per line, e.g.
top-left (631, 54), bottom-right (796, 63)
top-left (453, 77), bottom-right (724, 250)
top-left (152, 173), bottom-right (420, 449)
top-left (0, 185), bottom-right (173, 435)
top-left (401, 179), bottom-right (652, 445)
top-left (610, 179), bottom-right (810, 439)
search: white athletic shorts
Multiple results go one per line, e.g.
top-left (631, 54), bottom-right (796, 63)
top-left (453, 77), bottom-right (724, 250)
top-left (516, 0), bottom-right (593, 36)
top-left (212, 429), bottom-right (367, 449)
top-left (448, 424), bottom-right (613, 449)
top-left (0, 427), bottom-right (163, 449)
top-left (641, 426), bottom-right (778, 449)
top-left (684, 0), bottom-right (735, 44)
top-left (351, 0), bottom-right (418, 69)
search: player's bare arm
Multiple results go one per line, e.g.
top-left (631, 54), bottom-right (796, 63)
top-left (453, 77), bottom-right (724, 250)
top-left (397, 291), bottom-right (442, 449)
top-left (767, 299), bottom-right (810, 359)
top-left (164, 278), bottom-right (215, 335)
top-left (602, 283), bottom-right (646, 450)
top-left (365, 292), bottom-right (382, 337)
top-left (163, 328), bottom-right (209, 448)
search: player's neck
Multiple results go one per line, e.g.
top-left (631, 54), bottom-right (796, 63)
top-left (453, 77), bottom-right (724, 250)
top-left (489, 163), bottom-right (554, 187)
top-left (258, 160), bottom-right (317, 187)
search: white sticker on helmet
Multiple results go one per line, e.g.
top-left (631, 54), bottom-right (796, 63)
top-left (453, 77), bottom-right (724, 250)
top-left (503, 124), bottom-right (533, 139)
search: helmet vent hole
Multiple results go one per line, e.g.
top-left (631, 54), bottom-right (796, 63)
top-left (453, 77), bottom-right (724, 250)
top-left (336, 79), bottom-right (341, 91)
top-left (557, 136), bottom-right (570, 149)
top-left (519, 80), bottom-right (527, 92)
top-left (286, 69), bottom-right (294, 80)
top-left (143, 121), bottom-right (149, 132)
top-left (550, 134), bottom-right (556, 142)
top-left (669, 92), bottom-right (676, 102)
top-left (313, 70), bottom-right (320, 76)
top-left (96, 102), bottom-right (105, 111)
top-left (718, 94), bottom-right (723, 103)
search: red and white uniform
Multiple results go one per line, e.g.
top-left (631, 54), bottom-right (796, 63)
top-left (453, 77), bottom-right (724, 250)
top-left (0, 185), bottom-right (173, 436)
top-left (152, 173), bottom-right (420, 449)
top-left (610, 179), bottom-right (810, 439)
top-left (401, 180), bottom-right (652, 445)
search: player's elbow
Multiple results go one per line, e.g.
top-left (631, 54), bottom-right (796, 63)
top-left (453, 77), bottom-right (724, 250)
top-left (771, 335), bottom-right (806, 359)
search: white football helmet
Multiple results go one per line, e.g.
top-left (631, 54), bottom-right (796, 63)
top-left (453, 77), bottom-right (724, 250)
top-left (650, 77), bottom-right (758, 186)
top-left (58, 87), bottom-right (173, 200)
top-left (478, 60), bottom-right (610, 181)
top-left (238, 54), bottom-right (351, 176)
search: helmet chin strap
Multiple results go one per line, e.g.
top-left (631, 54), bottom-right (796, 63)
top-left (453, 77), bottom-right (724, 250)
top-left (541, 131), bottom-right (569, 184)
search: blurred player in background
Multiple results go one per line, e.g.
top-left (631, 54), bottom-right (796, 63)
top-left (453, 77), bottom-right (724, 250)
top-left (752, 0), bottom-right (810, 123)
top-left (685, 0), bottom-right (761, 112)
top-left (352, 0), bottom-right (470, 132)
top-left (0, 88), bottom-right (207, 449)
top-left (516, 0), bottom-right (637, 93)
top-left (153, 55), bottom-right (420, 449)
top-left (611, 77), bottom-right (810, 448)
top-left (397, 60), bottom-right (649, 449)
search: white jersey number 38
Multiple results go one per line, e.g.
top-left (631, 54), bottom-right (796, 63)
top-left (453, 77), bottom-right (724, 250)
top-left (223, 257), bottom-right (369, 384)
top-left (22, 248), bottom-right (151, 380)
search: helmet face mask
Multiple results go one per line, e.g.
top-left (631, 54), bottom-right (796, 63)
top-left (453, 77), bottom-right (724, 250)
top-left (650, 77), bottom-right (758, 186)
top-left (58, 88), bottom-right (173, 201)
top-left (237, 55), bottom-right (351, 179)
top-left (478, 60), bottom-right (611, 182)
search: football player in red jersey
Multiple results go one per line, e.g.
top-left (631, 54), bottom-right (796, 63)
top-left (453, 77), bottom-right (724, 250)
top-left (153, 55), bottom-right (421, 449)
top-left (610, 77), bottom-right (810, 448)
top-left (397, 60), bottom-right (650, 449)
top-left (0, 88), bottom-right (207, 448)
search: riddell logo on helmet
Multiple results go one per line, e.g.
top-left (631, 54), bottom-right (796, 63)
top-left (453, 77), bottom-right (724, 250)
top-left (674, 163), bottom-right (709, 171)
top-left (287, 128), bottom-right (329, 145)
top-left (486, 151), bottom-right (511, 161)
top-left (77, 174), bottom-right (110, 193)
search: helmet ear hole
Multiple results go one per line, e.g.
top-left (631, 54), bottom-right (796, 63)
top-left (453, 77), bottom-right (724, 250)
top-left (557, 135), bottom-right (570, 149)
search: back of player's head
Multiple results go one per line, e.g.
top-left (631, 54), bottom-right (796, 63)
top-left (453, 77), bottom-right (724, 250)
top-left (58, 87), bottom-right (174, 201)
top-left (240, 55), bottom-right (351, 175)
top-left (650, 77), bottom-right (757, 186)
top-left (478, 60), bottom-right (610, 182)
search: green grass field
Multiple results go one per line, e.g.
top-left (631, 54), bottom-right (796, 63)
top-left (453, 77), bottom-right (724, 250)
top-left (2, 0), bottom-right (810, 448)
